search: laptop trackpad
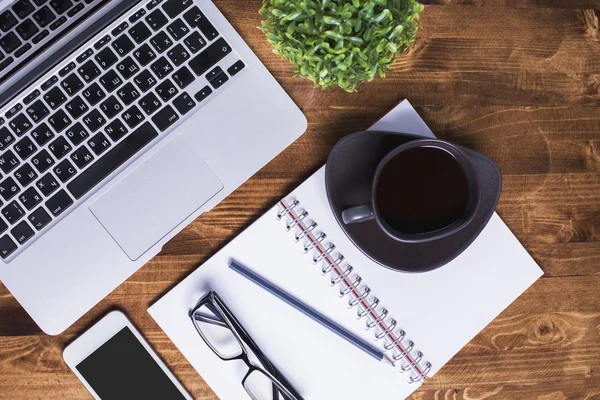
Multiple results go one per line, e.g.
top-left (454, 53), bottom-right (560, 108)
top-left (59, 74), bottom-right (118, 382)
top-left (90, 137), bottom-right (224, 261)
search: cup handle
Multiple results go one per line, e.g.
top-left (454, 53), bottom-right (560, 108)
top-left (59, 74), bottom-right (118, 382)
top-left (342, 204), bottom-right (375, 225)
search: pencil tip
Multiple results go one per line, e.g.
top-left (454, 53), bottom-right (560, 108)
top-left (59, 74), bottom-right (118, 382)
top-left (382, 354), bottom-right (395, 366)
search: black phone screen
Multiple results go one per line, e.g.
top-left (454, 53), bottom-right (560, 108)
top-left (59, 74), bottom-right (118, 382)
top-left (76, 327), bottom-right (187, 400)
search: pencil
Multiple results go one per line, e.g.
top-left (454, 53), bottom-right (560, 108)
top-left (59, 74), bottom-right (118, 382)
top-left (229, 259), bottom-right (395, 366)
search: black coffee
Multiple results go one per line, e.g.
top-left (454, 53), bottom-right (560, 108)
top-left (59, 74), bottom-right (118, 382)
top-left (376, 146), bottom-right (469, 234)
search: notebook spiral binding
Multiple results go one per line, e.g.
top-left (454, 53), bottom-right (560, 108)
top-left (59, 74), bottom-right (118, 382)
top-left (277, 198), bottom-right (432, 383)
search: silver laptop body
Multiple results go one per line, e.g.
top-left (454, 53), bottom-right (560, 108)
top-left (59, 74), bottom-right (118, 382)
top-left (0, 0), bottom-right (306, 335)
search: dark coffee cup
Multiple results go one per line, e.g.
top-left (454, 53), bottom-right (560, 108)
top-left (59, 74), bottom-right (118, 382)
top-left (341, 139), bottom-right (481, 243)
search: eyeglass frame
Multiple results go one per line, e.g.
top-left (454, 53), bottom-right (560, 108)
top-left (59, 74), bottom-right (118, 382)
top-left (189, 291), bottom-right (303, 400)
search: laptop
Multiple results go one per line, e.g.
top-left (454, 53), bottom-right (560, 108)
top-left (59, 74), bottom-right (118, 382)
top-left (0, 0), bottom-right (307, 335)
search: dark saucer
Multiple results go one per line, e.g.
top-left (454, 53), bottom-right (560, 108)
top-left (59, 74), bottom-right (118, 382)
top-left (325, 131), bottom-right (502, 273)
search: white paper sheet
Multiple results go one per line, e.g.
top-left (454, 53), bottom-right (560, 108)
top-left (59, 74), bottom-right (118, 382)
top-left (149, 100), bottom-right (543, 400)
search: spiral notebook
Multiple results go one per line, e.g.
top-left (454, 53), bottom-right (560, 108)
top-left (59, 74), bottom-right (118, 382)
top-left (148, 100), bottom-right (543, 399)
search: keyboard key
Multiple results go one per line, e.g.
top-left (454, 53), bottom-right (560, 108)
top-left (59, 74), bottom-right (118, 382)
top-left (129, 8), bottom-right (146, 24)
top-left (78, 60), bottom-right (101, 83)
top-left (227, 60), bottom-right (245, 76)
top-left (41, 75), bottom-right (58, 91)
top-left (147, 0), bottom-right (164, 10)
top-left (14, 43), bottom-right (31, 58)
top-left (18, 187), bottom-right (42, 210)
top-left (67, 3), bottom-right (84, 17)
top-left (88, 132), bottom-right (111, 155)
top-left (162, 0), bottom-right (192, 18)
top-left (59, 61), bottom-right (76, 77)
top-left (152, 105), bottom-right (178, 131)
top-left (0, 11), bottom-right (18, 33)
top-left (36, 172), bottom-right (59, 196)
top-left (0, 235), bottom-right (17, 258)
top-left (76, 48), bottom-right (94, 63)
top-left (0, 57), bottom-right (14, 72)
top-left (68, 122), bottom-right (158, 199)
top-left (184, 7), bottom-right (218, 41)
top-left (0, 126), bottom-right (10, 149)
top-left (53, 159), bottom-right (76, 182)
top-left (28, 207), bottom-right (51, 231)
top-left (65, 96), bottom-right (89, 119)
top-left (138, 93), bottom-right (161, 115)
top-left (5, 104), bottom-right (22, 119)
top-left (12, 1), bottom-right (35, 19)
top-left (94, 34), bottom-right (111, 50)
top-left (172, 66), bottom-right (194, 89)
top-left (45, 189), bottom-right (72, 216)
top-left (49, 15), bottom-right (66, 31)
top-left (47, 109), bottom-right (71, 133)
top-left (82, 109), bottom-right (106, 132)
top-left (100, 96), bottom-right (123, 119)
top-left (82, 82), bottom-right (106, 106)
top-left (166, 18), bottom-right (189, 40)
top-left (0, 151), bottom-right (19, 174)
top-left (0, 177), bottom-right (20, 201)
top-left (167, 43), bottom-right (189, 67)
top-left (26, 100), bottom-right (49, 123)
top-left (111, 21), bottom-right (129, 37)
top-left (31, 29), bottom-right (49, 44)
top-left (206, 66), bottom-right (224, 82)
top-left (194, 85), bottom-right (212, 103)
top-left (116, 56), bottom-right (139, 79)
top-left (65, 122), bottom-right (89, 146)
top-left (13, 137), bottom-right (37, 160)
top-left (133, 69), bottom-right (157, 92)
top-left (116, 82), bottom-right (140, 105)
top-left (121, 105), bottom-right (144, 128)
top-left (99, 70), bottom-right (123, 93)
top-left (9, 113), bottom-right (33, 136)
top-left (209, 71), bottom-right (228, 89)
top-left (155, 79), bottom-right (178, 101)
top-left (112, 34), bottom-right (135, 56)
top-left (183, 31), bottom-right (206, 54)
top-left (172, 92), bottom-right (195, 115)
top-left (0, 219), bottom-right (6, 234)
top-left (16, 19), bottom-right (39, 41)
top-left (14, 163), bottom-right (37, 186)
top-left (33, 6), bottom-right (56, 27)
top-left (189, 38), bottom-right (231, 76)
top-left (95, 47), bottom-right (118, 69)
top-left (11, 220), bottom-right (34, 244)
top-left (133, 43), bottom-right (156, 66)
top-left (48, 136), bottom-right (71, 159)
top-left (70, 145), bottom-right (94, 168)
top-left (50, 0), bottom-right (73, 14)
top-left (30, 123), bottom-right (54, 146)
top-left (150, 31), bottom-right (173, 54)
top-left (145, 9), bottom-right (168, 31)
top-left (60, 73), bottom-right (84, 96)
top-left (2, 201), bottom-right (24, 224)
top-left (0, 32), bottom-right (22, 54)
top-left (44, 86), bottom-right (67, 109)
top-left (128, 21), bottom-right (151, 43)
top-left (31, 150), bottom-right (54, 173)
top-left (104, 119), bottom-right (128, 141)
top-left (150, 56), bottom-right (173, 79)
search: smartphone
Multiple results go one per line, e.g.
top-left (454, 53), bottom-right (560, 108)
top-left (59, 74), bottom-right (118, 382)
top-left (63, 311), bottom-right (192, 400)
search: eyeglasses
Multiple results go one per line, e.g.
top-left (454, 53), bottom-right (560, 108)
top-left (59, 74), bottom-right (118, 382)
top-left (189, 291), bottom-right (303, 400)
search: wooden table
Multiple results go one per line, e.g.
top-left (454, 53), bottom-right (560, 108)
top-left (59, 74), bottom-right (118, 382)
top-left (1, 1), bottom-right (599, 399)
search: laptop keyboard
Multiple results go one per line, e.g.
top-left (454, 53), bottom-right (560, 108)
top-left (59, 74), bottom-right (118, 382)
top-left (0, 0), bottom-right (246, 259)
top-left (0, 0), bottom-right (104, 78)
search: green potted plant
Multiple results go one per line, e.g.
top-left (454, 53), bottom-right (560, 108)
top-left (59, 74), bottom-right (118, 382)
top-left (260, 0), bottom-right (424, 93)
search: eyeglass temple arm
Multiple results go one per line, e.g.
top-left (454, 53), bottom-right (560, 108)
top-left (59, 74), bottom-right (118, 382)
top-left (193, 310), bottom-right (230, 329)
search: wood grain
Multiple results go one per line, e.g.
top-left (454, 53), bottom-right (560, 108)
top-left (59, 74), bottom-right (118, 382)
top-left (2, 0), bottom-right (600, 399)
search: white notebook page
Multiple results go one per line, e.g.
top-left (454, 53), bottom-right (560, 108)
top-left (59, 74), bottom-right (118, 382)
top-left (149, 100), bottom-right (543, 399)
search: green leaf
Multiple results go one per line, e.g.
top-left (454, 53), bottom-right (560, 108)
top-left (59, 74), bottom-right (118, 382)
top-left (259, 0), bottom-right (423, 92)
